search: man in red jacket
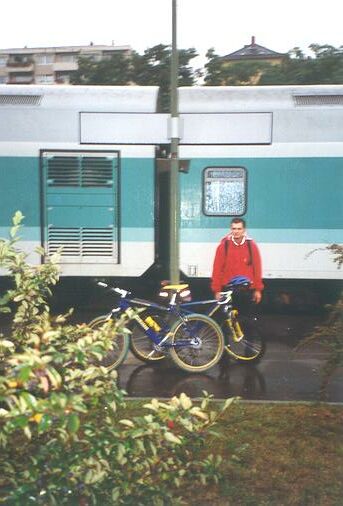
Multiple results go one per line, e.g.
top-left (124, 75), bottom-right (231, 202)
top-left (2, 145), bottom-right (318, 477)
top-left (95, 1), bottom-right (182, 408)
top-left (211, 218), bottom-right (264, 303)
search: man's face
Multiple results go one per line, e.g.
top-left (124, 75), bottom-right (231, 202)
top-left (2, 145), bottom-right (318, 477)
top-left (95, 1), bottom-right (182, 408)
top-left (230, 222), bottom-right (246, 242)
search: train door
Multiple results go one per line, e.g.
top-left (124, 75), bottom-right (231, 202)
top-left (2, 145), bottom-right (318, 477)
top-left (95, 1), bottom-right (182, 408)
top-left (155, 161), bottom-right (170, 279)
top-left (40, 150), bottom-right (119, 273)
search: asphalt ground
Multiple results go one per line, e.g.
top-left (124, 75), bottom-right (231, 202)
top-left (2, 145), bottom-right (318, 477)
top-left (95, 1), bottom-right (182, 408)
top-left (1, 312), bottom-right (342, 403)
top-left (115, 314), bottom-right (342, 403)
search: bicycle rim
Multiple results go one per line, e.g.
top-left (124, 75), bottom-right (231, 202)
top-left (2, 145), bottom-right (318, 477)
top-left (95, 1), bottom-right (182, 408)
top-left (89, 316), bottom-right (129, 370)
top-left (169, 314), bottom-right (224, 372)
top-left (223, 318), bottom-right (266, 362)
top-left (130, 320), bottom-right (166, 363)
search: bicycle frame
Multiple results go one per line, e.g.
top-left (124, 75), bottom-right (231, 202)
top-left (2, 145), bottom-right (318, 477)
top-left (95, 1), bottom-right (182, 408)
top-left (181, 290), bottom-right (245, 343)
top-left (97, 283), bottom-right (199, 352)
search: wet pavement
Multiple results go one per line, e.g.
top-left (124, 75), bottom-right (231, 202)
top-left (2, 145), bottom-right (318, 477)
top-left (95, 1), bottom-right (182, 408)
top-left (115, 314), bottom-right (343, 403)
top-left (2, 312), bottom-right (342, 403)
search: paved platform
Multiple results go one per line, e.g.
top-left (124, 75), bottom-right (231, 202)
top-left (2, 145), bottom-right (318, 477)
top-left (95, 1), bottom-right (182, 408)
top-left (1, 312), bottom-right (341, 402)
top-left (116, 314), bottom-right (343, 403)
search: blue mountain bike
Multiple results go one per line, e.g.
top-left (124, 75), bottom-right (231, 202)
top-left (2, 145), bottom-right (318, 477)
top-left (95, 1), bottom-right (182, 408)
top-left (159, 276), bottom-right (266, 363)
top-left (89, 282), bottom-right (224, 373)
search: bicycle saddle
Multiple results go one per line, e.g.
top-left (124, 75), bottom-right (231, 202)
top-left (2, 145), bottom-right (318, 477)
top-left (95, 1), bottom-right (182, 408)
top-left (158, 282), bottom-right (192, 302)
top-left (162, 283), bottom-right (189, 291)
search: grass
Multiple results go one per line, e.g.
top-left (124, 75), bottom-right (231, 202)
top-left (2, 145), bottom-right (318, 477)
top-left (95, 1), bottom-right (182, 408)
top-left (123, 400), bottom-right (343, 506)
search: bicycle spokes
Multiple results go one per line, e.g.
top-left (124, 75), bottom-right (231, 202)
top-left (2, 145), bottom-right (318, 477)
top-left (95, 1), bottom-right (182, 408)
top-left (223, 317), bottom-right (265, 362)
top-left (169, 314), bottom-right (224, 372)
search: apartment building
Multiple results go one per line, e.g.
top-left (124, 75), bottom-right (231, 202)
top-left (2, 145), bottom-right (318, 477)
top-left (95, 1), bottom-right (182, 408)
top-left (0, 43), bottom-right (132, 85)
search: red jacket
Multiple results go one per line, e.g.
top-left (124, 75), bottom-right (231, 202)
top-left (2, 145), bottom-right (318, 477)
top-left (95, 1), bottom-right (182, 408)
top-left (211, 235), bottom-right (264, 293)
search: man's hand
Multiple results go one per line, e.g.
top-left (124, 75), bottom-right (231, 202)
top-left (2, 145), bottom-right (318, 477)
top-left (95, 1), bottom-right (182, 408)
top-left (215, 292), bottom-right (222, 301)
top-left (253, 290), bottom-right (262, 304)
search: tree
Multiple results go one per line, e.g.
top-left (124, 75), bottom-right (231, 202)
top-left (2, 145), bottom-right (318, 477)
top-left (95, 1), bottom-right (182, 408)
top-left (204, 44), bottom-right (343, 86)
top-left (71, 44), bottom-right (198, 111)
top-left (71, 52), bottom-right (133, 85)
top-left (203, 48), bottom-right (224, 85)
top-left (133, 44), bottom-right (198, 111)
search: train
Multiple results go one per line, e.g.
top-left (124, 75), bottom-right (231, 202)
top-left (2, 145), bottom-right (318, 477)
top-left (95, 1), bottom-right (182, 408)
top-left (0, 84), bottom-right (342, 306)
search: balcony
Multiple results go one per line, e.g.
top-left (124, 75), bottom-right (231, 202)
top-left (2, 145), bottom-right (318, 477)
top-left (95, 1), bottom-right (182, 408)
top-left (7, 56), bottom-right (34, 73)
top-left (8, 75), bottom-right (34, 84)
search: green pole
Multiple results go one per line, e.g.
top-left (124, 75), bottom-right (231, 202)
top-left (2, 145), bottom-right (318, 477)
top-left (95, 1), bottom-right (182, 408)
top-left (169, 0), bottom-right (180, 284)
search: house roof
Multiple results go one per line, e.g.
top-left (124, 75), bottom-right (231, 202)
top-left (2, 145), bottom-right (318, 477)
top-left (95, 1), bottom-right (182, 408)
top-left (222, 36), bottom-right (286, 60)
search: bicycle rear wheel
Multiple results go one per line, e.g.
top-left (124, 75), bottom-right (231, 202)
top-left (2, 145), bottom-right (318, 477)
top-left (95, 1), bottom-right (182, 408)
top-left (89, 316), bottom-right (129, 370)
top-left (223, 317), bottom-right (266, 362)
top-left (169, 314), bottom-right (224, 373)
top-left (130, 317), bottom-right (166, 363)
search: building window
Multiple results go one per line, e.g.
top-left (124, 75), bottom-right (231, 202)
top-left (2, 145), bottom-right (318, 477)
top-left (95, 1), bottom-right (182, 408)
top-left (0, 56), bottom-right (7, 67)
top-left (55, 53), bottom-right (77, 63)
top-left (8, 55), bottom-right (33, 65)
top-left (36, 74), bottom-right (54, 84)
top-left (0, 76), bottom-right (7, 83)
top-left (35, 54), bottom-right (54, 65)
top-left (203, 167), bottom-right (246, 216)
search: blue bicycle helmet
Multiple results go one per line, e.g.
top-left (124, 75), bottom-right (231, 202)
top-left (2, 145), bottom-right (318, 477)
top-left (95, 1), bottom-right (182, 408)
top-left (225, 275), bottom-right (251, 289)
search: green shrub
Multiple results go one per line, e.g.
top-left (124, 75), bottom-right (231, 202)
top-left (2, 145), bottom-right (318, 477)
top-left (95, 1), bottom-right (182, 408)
top-left (0, 213), bottom-right (236, 505)
top-left (298, 244), bottom-right (343, 394)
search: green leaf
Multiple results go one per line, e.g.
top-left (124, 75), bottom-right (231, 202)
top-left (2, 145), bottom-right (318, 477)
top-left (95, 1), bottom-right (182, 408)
top-left (18, 365), bottom-right (32, 382)
top-left (23, 425), bottom-right (32, 439)
top-left (112, 489), bottom-right (120, 502)
top-left (0, 306), bottom-right (11, 313)
top-left (20, 392), bottom-right (38, 409)
top-left (37, 414), bottom-right (52, 432)
top-left (12, 210), bottom-right (24, 227)
top-left (119, 419), bottom-right (134, 427)
top-left (67, 413), bottom-right (80, 433)
top-left (222, 397), bottom-right (238, 412)
top-left (164, 431), bottom-right (182, 444)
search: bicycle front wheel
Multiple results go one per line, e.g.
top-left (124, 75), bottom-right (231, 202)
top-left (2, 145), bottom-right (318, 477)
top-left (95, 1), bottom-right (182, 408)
top-left (223, 317), bottom-right (266, 363)
top-left (169, 314), bottom-right (224, 373)
top-left (89, 316), bottom-right (129, 370)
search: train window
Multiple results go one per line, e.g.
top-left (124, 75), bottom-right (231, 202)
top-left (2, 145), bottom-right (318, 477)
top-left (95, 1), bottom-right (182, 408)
top-left (203, 167), bottom-right (246, 216)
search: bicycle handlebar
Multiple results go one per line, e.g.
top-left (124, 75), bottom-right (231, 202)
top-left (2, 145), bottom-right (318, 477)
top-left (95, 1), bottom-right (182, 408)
top-left (97, 282), bottom-right (130, 298)
top-left (97, 281), bottom-right (233, 307)
top-left (217, 290), bottom-right (233, 305)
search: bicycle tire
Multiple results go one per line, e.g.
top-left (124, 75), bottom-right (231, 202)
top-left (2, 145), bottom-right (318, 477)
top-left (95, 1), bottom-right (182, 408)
top-left (223, 317), bottom-right (266, 363)
top-left (130, 317), bottom-right (166, 363)
top-left (169, 313), bottom-right (224, 373)
top-left (89, 315), bottom-right (129, 370)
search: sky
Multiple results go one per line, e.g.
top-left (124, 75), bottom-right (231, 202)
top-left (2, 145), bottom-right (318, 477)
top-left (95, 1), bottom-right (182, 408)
top-left (1, 0), bottom-right (342, 69)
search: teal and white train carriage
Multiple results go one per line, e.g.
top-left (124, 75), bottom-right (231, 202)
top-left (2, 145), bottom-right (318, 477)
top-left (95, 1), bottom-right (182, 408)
top-left (177, 85), bottom-right (343, 286)
top-left (0, 84), bottom-right (342, 298)
top-left (0, 85), bottom-right (161, 278)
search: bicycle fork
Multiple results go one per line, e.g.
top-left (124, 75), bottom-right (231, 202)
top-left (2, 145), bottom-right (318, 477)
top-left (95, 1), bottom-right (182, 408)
top-left (226, 310), bottom-right (244, 343)
top-left (128, 309), bottom-right (174, 357)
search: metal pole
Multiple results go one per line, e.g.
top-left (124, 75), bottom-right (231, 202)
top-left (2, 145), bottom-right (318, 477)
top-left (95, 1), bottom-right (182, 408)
top-left (169, 0), bottom-right (180, 284)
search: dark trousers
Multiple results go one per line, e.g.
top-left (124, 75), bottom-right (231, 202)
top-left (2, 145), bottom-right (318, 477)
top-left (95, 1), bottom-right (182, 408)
top-left (232, 289), bottom-right (257, 316)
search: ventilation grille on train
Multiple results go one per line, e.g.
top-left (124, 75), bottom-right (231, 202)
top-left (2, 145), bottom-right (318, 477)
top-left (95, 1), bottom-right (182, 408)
top-left (48, 227), bottom-right (115, 257)
top-left (47, 156), bottom-right (114, 187)
top-left (293, 95), bottom-right (343, 106)
top-left (0, 95), bottom-right (42, 106)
